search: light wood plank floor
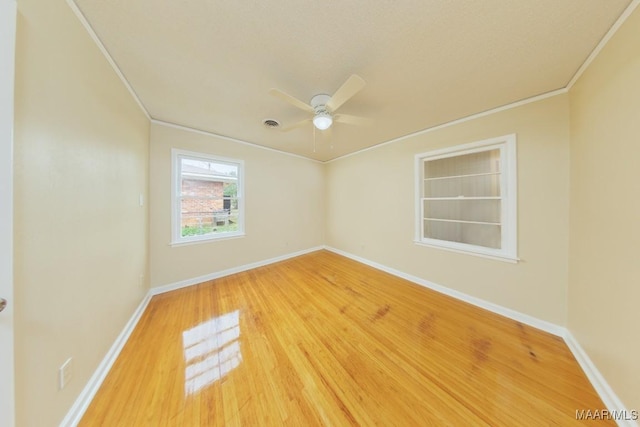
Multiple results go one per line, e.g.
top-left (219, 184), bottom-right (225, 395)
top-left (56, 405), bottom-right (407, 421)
top-left (80, 250), bottom-right (611, 426)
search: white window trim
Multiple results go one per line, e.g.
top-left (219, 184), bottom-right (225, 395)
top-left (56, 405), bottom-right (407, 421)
top-left (414, 134), bottom-right (518, 263)
top-left (171, 149), bottom-right (245, 245)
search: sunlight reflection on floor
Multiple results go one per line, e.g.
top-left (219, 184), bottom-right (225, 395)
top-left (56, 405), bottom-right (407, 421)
top-left (182, 310), bottom-right (242, 396)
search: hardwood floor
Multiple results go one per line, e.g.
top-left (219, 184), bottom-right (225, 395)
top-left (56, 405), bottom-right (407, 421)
top-left (80, 250), bottom-right (612, 426)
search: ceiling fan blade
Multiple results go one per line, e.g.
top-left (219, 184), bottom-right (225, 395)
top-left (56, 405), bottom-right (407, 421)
top-left (269, 88), bottom-right (315, 113)
top-left (280, 118), bottom-right (311, 132)
top-left (334, 113), bottom-right (372, 126)
top-left (326, 74), bottom-right (366, 112)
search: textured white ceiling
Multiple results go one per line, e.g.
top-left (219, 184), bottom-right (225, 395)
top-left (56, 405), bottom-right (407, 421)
top-left (74, 0), bottom-right (631, 161)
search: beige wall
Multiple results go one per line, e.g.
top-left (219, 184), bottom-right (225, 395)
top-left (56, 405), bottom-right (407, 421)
top-left (568, 5), bottom-right (640, 413)
top-left (326, 95), bottom-right (571, 325)
top-left (12, 0), bottom-right (638, 422)
top-left (13, 0), bottom-right (149, 425)
top-left (149, 123), bottom-right (325, 287)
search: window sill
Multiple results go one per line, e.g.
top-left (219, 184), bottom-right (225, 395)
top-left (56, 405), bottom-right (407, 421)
top-left (413, 240), bottom-right (519, 264)
top-left (171, 232), bottom-right (245, 247)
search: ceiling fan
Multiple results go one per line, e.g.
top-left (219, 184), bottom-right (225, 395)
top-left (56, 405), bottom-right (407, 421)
top-left (269, 74), bottom-right (371, 132)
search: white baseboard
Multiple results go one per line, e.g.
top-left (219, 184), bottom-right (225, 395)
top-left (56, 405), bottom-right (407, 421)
top-left (59, 246), bottom-right (323, 426)
top-left (324, 245), bottom-right (637, 427)
top-left (60, 245), bottom-right (635, 427)
top-left (323, 246), bottom-right (564, 336)
top-left (150, 246), bottom-right (324, 296)
top-left (563, 331), bottom-right (639, 427)
top-left (59, 246), bottom-right (324, 426)
top-left (59, 292), bottom-right (152, 427)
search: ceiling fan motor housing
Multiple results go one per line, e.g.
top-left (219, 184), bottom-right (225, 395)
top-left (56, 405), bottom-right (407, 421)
top-left (310, 94), bottom-right (332, 111)
top-left (310, 94), bottom-right (333, 130)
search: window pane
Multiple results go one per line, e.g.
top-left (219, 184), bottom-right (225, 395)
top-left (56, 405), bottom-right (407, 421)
top-left (181, 159), bottom-right (238, 197)
top-left (223, 181), bottom-right (238, 198)
top-left (181, 178), bottom-right (225, 198)
top-left (424, 220), bottom-right (501, 249)
top-left (180, 199), bottom-right (214, 237)
top-left (212, 210), bottom-right (239, 233)
top-left (180, 198), bottom-right (239, 237)
top-left (173, 152), bottom-right (243, 243)
top-left (424, 173), bottom-right (501, 198)
top-left (181, 196), bottom-right (224, 217)
top-left (225, 213), bottom-right (240, 231)
top-left (181, 158), bottom-right (238, 179)
top-left (424, 199), bottom-right (501, 224)
top-left (424, 149), bottom-right (500, 179)
top-left (179, 156), bottom-right (241, 239)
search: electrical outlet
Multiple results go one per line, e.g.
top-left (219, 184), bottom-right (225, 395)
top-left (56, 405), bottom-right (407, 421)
top-left (59, 358), bottom-right (72, 390)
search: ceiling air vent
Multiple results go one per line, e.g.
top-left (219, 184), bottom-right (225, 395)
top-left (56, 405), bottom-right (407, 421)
top-left (263, 119), bottom-right (280, 128)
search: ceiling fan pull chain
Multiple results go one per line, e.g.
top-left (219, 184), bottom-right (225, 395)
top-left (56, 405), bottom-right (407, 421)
top-left (313, 125), bottom-right (316, 153)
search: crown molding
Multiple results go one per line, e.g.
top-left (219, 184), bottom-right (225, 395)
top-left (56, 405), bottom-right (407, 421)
top-left (66, 0), bottom-right (151, 120)
top-left (326, 88), bottom-right (567, 163)
top-left (68, 0), bottom-right (639, 164)
top-left (566, 0), bottom-right (640, 90)
top-left (151, 119), bottom-right (323, 164)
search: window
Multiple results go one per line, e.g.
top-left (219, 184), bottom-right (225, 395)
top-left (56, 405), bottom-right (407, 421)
top-left (172, 149), bottom-right (244, 244)
top-left (414, 134), bottom-right (517, 262)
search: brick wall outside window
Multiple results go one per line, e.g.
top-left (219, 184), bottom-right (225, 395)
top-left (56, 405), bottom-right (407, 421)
top-left (181, 179), bottom-right (224, 227)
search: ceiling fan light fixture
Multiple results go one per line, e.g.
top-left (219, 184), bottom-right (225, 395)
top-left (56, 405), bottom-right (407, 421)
top-left (313, 113), bottom-right (333, 130)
